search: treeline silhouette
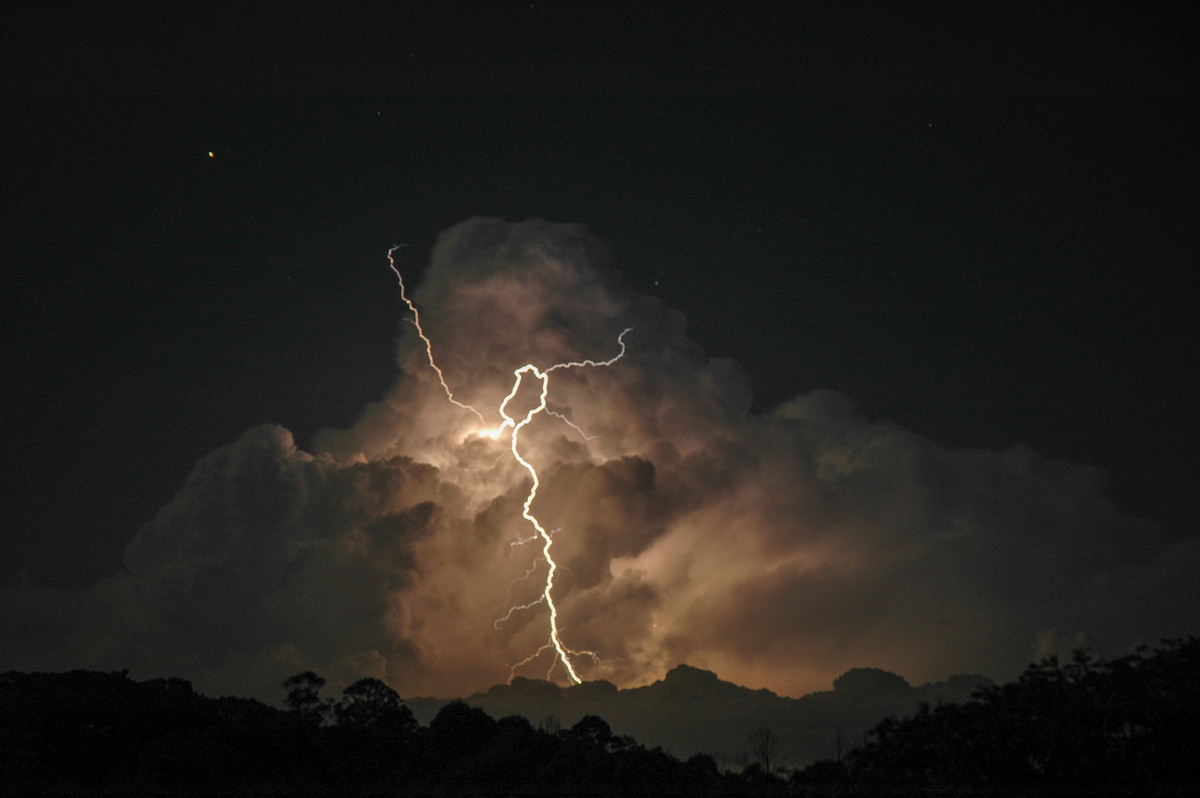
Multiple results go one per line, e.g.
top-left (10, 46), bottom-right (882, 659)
top-left (793, 636), bottom-right (1200, 795)
top-left (2, 638), bottom-right (1196, 795)
top-left (1, 667), bottom-right (746, 795)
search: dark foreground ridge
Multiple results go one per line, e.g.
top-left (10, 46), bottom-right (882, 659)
top-left (407, 662), bottom-right (991, 766)
top-left (2, 638), bottom-right (1197, 796)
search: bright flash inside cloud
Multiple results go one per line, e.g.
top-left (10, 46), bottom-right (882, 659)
top-left (6, 217), bottom-right (1193, 703)
top-left (385, 243), bottom-right (631, 684)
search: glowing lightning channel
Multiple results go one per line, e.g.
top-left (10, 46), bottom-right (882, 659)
top-left (387, 246), bottom-right (632, 684)
top-left (387, 245), bottom-right (487, 425)
top-left (492, 333), bottom-right (630, 682)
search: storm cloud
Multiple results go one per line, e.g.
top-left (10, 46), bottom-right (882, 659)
top-left (4, 218), bottom-right (1194, 701)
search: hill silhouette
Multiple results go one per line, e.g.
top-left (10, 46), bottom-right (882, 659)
top-left (406, 662), bottom-right (991, 765)
top-left (2, 639), bottom-right (1195, 794)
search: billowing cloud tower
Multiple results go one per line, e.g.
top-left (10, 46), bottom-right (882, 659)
top-left (6, 218), bottom-right (1194, 701)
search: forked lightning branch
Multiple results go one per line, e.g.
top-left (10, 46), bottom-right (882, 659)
top-left (387, 246), bottom-right (631, 684)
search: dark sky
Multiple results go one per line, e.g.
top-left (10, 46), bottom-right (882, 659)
top-left (2, 2), bottom-right (1198, 696)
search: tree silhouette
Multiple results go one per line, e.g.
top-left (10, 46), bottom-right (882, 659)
top-left (471, 714), bottom-right (550, 788)
top-left (8, 642), bottom-right (1194, 796)
top-left (334, 676), bottom-right (416, 735)
top-left (547, 714), bottom-right (613, 786)
top-left (428, 699), bottom-right (499, 757)
top-left (316, 676), bottom-right (419, 786)
top-left (281, 671), bottom-right (328, 725)
top-left (747, 726), bottom-right (780, 773)
top-left (570, 714), bottom-right (614, 748)
top-left (795, 637), bottom-right (1200, 792)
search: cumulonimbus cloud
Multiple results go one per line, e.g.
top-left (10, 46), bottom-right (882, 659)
top-left (3, 217), bottom-right (1194, 701)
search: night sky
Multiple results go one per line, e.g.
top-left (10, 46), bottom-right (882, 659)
top-left (2, 2), bottom-right (1198, 700)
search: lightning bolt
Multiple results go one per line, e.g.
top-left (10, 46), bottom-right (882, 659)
top-left (387, 245), bottom-right (630, 684)
top-left (387, 245), bottom-right (487, 426)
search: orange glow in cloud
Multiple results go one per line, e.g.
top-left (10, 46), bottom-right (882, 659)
top-left (387, 241), bottom-right (630, 684)
top-left (21, 218), bottom-right (1184, 704)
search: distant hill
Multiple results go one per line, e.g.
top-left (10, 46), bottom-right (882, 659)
top-left (407, 664), bottom-right (992, 766)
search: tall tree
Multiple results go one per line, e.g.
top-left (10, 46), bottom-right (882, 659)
top-left (282, 671), bottom-right (329, 724)
top-left (335, 677), bottom-right (416, 735)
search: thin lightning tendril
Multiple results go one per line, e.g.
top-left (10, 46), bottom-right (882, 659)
top-left (387, 246), bottom-right (487, 425)
top-left (493, 596), bottom-right (545, 629)
top-left (387, 245), bottom-right (631, 684)
top-left (494, 556), bottom-right (549, 629)
top-left (546, 409), bottom-right (599, 441)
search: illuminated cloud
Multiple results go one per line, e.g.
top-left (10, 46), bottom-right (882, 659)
top-left (3, 218), bottom-right (1194, 701)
